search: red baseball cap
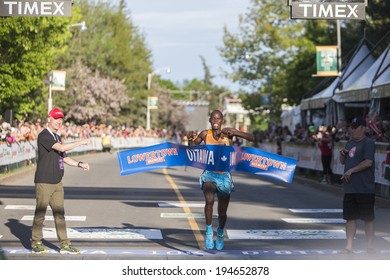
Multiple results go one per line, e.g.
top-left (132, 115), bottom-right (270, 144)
top-left (48, 108), bottom-right (64, 119)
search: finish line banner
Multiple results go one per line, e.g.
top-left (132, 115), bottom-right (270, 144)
top-left (117, 143), bottom-right (297, 183)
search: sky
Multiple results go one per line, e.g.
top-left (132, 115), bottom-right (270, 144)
top-left (124, 0), bottom-right (251, 91)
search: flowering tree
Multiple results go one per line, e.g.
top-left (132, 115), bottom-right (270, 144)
top-left (61, 61), bottom-right (129, 123)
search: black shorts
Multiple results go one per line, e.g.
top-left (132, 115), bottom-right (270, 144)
top-left (343, 193), bottom-right (375, 221)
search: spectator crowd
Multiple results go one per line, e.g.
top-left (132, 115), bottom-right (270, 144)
top-left (1, 117), bottom-right (184, 146)
top-left (253, 117), bottom-right (390, 149)
top-left (2, 113), bottom-right (390, 148)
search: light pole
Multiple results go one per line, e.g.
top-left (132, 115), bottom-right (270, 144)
top-left (48, 21), bottom-right (88, 113)
top-left (69, 21), bottom-right (87, 32)
top-left (146, 67), bottom-right (170, 130)
top-left (48, 71), bottom-right (53, 112)
top-left (336, 20), bottom-right (342, 75)
top-left (219, 91), bottom-right (231, 110)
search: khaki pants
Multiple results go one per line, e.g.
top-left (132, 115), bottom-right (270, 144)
top-left (31, 182), bottom-right (69, 247)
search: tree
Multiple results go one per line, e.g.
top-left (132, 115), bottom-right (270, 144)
top-left (148, 82), bottom-right (188, 130)
top-left (200, 55), bottom-right (214, 88)
top-left (56, 0), bottom-right (153, 125)
top-left (0, 17), bottom-right (71, 120)
top-left (56, 60), bottom-right (128, 123)
top-left (219, 0), bottom-right (389, 123)
top-left (365, 0), bottom-right (390, 50)
top-left (219, 0), bottom-right (309, 120)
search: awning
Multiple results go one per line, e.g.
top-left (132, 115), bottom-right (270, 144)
top-left (300, 77), bottom-right (339, 110)
top-left (335, 45), bottom-right (390, 101)
top-left (372, 46), bottom-right (390, 99)
top-left (333, 40), bottom-right (375, 103)
top-left (372, 83), bottom-right (390, 99)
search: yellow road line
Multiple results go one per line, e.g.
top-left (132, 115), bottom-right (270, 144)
top-left (163, 168), bottom-right (204, 249)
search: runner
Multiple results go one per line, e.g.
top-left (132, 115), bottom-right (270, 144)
top-left (186, 110), bottom-right (254, 250)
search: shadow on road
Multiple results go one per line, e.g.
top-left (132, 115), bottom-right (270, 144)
top-left (4, 218), bottom-right (58, 251)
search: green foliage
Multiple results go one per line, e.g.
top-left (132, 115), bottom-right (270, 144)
top-left (0, 17), bottom-right (70, 121)
top-left (158, 79), bottom-right (180, 91)
top-left (366, 0), bottom-right (390, 48)
top-left (219, 0), bottom-right (390, 124)
top-left (219, 0), bottom-right (311, 121)
top-left (3, 0), bottom-right (387, 129)
top-left (53, 0), bottom-right (153, 124)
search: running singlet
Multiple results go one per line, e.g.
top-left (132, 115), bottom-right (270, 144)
top-left (205, 130), bottom-right (231, 173)
top-left (205, 130), bottom-right (231, 146)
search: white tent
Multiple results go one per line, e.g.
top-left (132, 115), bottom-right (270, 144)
top-left (281, 105), bottom-right (301, 133)
top-left (301, 40), bottom-right (375, 110)
top-left (333, 40), bottom-right (375, 103)
top-left (301, 77), bottom-right (339, 110)
top-left (335, 45), bottom-right (390, 102)
top-left (372, 46), bottom-right (390, 99)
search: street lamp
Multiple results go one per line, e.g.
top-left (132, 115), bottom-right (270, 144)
top-left (48, 71), bottom-right (53, 113)
top-left (336, 20), bottom-right (342, 75)
top-left (69, 21), bottom-right (87, 32)
top-left (146, 67), bottom-right (171, 130)
top-left (147, 67), bottom-right (170, 91)
top-left (48, 21), bottom-right (88, 113)
top-left (219, 91), bottom-right (232, 110)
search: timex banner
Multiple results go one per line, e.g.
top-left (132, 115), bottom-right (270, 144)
top-left (0, 0), bottom-right (73, 17)
top-left (288, 0), bottom-right (367, 20)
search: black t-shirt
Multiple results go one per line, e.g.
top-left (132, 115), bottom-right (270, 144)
top-left (34, 128), bottom-right (66, 184)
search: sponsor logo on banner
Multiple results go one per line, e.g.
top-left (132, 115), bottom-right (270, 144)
top-left (51, 70), bottom-right (66, 91)
top-left (240, 152), bottom-right (287, 171)
top-left (288, 0), bottom-right (367, 20)
top-left (126, 147), bottom-right (178, 165)
top-left (0, 1), bottom-right (73, 17)
top-left (117, 143), bottom-right (297, 183)
top-left (315, 46), bottom-right (339, 76)
top-left (148, 96), bottom-right (158, 110)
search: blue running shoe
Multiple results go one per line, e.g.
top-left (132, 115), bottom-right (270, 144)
top-left (204, 229), bottom-right (214, 250)
top-left (215, 228), bottom-right (224, 250)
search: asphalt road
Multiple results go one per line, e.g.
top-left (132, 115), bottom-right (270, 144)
top-left (1, 152), bottom-right (390, 260)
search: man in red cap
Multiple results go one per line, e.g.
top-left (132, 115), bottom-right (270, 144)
top-left (31, 108), bottom-right (91, 254)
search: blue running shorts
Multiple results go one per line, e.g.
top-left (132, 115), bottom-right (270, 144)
top-left (200, 170), bottom-right (234, 197)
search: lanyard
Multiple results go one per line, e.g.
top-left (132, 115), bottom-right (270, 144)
top-left (46, 128), bottom-right (59, 142)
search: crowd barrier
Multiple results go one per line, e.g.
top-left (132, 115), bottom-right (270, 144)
top-left (0, 137), bottom-right (163, 173)
top-left (259, 141), bottom-right (390, 198)
top-left (1, 137), bottom-right (389, 197)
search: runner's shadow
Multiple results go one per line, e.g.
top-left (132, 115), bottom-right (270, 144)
top-left (5, 219), bottom-right (58, 251)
